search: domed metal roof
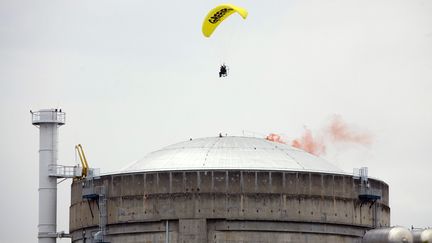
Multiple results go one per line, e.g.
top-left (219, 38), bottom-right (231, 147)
top-left (119, 136), bottom-right (345, 174)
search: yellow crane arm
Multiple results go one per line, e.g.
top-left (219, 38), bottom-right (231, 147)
top-left (75, 144), bottom-right (89, 178)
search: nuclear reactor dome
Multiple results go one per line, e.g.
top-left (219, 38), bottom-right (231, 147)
top-left (122, 136), bottom-right (344, 174)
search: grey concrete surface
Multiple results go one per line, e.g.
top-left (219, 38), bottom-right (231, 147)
top-left (70, 170), bottom-right (390, 242)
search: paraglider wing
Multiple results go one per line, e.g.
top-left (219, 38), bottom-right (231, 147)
top-left (202, 4), bottom-right (248, 38)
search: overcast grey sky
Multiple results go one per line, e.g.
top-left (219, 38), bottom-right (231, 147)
top-left (1, 0), bottom-right (431, 242)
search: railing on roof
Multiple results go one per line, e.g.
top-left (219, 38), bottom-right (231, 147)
top-left (31, 110), bottom-right (65, 125)
top-left (49, 165), bottom-right (82, 178)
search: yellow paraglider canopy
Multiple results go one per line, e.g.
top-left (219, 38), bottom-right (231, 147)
top-left (202, 4), bottom-right (248, 38)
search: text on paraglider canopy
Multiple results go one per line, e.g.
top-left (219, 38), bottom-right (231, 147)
top-left (208, 8), bottom-right (234, 24)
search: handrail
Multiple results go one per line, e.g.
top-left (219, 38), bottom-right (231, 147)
top-left (75, 144), bottom-right (89, 178)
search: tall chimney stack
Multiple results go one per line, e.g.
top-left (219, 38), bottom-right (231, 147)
top-left (32, 109), bottom-right (65, 243)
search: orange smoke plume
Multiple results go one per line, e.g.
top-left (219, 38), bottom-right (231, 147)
top-left (265, 115), bottom-right (372, 157)
top-left (266, 133), bottom-right (286, 144)
top-left (327, 116), bottom-right (372, 145)
top-left (291, 128), bottom-right (326, 156)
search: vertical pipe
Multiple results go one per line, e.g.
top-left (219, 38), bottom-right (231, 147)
top-left (165, 220), bottom-right (169, 243)
top-left (38, 123), bottom-right (58, 243)
top-left (373, 203), bottom-right (378, 228)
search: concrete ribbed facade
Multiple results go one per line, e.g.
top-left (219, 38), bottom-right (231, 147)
top-left (70, 170), bottom-right (389, 243)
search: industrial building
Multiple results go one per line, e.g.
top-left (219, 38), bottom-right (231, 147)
top-left (32, 109), bottom-right (430, 243)
top-left (69, 137), bottom-right (389, 243)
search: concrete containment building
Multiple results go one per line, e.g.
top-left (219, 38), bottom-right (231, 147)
top-left (69, 136), bottom-right (390, 243)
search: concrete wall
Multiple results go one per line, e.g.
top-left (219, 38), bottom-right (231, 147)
top-left (70, 170), bottom-right (390, 243)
